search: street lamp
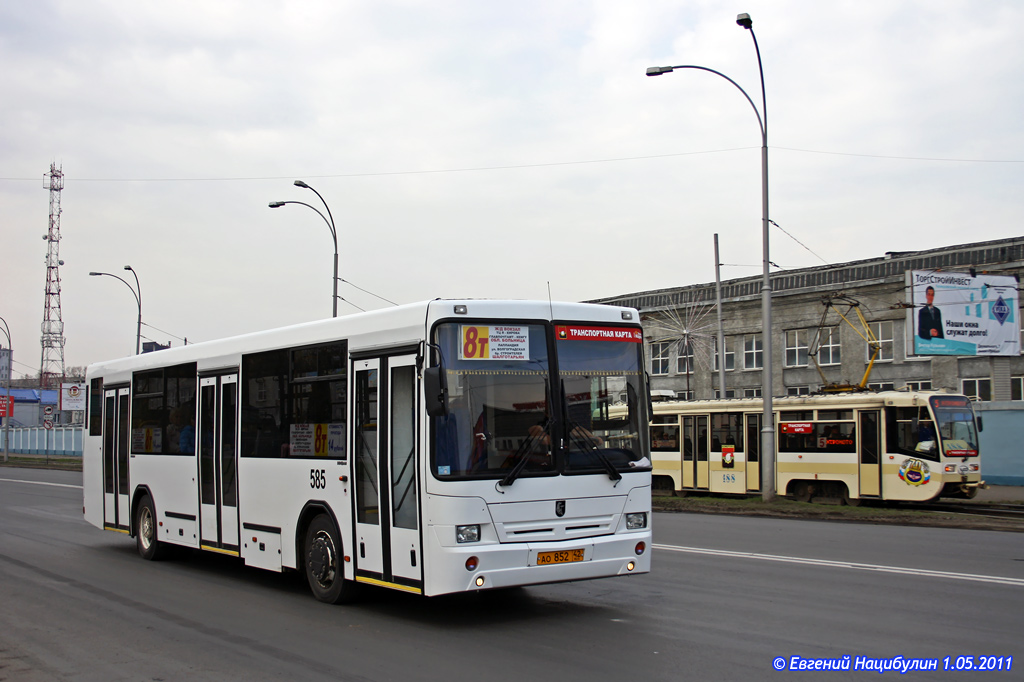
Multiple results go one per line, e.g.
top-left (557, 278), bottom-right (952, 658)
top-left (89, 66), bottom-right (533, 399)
top-left (269, 180), bottom-right (339, 318)
top-left (648, 12), bottom-right (776, 500)
top-left (0, 315), bottom-right (11, 463)
top-left (90, 268), bottom-right (143, 355)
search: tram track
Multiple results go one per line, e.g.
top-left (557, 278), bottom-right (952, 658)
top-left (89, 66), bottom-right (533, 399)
top-left (907, 501), bottom-right (1024, 521)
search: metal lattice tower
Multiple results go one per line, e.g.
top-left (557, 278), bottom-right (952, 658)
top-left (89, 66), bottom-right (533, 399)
top-left (39, 163), bottom-right (66, 390)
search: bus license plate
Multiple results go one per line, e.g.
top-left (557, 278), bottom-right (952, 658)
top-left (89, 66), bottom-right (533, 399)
top-left (536, 549), bottom-right (585, 565)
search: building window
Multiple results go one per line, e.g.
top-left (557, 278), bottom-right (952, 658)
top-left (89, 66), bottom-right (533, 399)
top-left (785, 330), bottom-right (809, 367)
top-left (867, 321), bottom-right (894, 362)
top-left (786, 385), bottom-right (810, 396)
top-left (675, 390), bottom-right (694, 401)
top-left (905, 380), bottom-right (932, 391)
top-left (676, 343), bottom-right (694, 375)
top-left (743, 387), bottom-right (762, 398)
top-left (743, 335), bottom-right (763, 370)
top-left (1012, 377), bottom-right (1023, 401)
top-left (813, 327), bottom-right (841, 365)
top-left (651, 341), bottom-right (671, 376)
top-left (714, 389), bottom-right (736, 399)
top-left (868, 382), bottom-right (895, 391)
top-left (961, 378), bottom-right (992, 401)
top-left (713, 338), bottom-right (735, 372)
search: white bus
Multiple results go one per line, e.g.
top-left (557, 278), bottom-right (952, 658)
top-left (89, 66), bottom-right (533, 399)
top-left (647, 391), bottom-right (982, 504)
top-left (83, 299), bottom-right (652, 602)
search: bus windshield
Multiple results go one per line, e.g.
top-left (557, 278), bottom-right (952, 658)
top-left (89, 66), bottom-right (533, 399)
top-left (432, 323), bottom-right (554, 479)
top-left (430, 322), bottom-right (648, 480)
top-left (930, 396), bottom-right (979, 457)
top-left (556, 325), bottom-right (648, 473)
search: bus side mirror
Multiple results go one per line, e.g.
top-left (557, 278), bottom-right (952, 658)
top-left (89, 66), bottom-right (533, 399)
top-left (976, 416), bottom-right (983, 432)
top-left (424, 366), bottom-right (448, 417)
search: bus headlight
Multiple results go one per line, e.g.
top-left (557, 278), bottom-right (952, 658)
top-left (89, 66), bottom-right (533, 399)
top-left (456, 524), bottom-right (480, 543)
top-left (625, 512), bottom-right (647, 530)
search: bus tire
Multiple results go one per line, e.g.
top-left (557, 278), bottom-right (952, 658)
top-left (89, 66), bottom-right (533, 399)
top-left (841, 485), bottom-right (862, 507)
top-left (304, 514), bottom-right (357, 604)
top-left (136, 494), bottom-right (168, 561)
top-left (792, 481), bottom-right (812, 503)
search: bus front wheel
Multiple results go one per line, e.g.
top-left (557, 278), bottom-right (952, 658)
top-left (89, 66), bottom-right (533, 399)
top-left (136, 494), bottom-right (168, 561)
top-left (304, 514), bottom-right (357, 604)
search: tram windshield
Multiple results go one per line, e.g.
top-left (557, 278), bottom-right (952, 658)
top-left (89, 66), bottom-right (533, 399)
top-left (430, 322), bottom-right (648, 479)
top-left (929, 396), bottom-right (979, 457)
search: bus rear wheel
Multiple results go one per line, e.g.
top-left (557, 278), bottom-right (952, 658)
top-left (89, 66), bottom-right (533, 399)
top-left (304, 514), bottom-right (357, 604)
top-left (136, 494), bottom-right (169, 561)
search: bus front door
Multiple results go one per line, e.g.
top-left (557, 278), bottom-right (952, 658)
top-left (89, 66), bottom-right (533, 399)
top-left (103, 386), bottom-right (131, 531)
top-left (198, 373), bottom-right (239, 554)
top-left (352, 354), bottom-right (422, 592)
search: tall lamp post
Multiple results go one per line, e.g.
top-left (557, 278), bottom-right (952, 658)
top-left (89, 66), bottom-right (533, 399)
top-left (648, 12), bottom-right (775, 500)
top-left (90, 267), bottom-right (143, 355)
top-left (1, 316), bottom-right (11, 463)
top-left (270, 180), bottom-right (339, 318)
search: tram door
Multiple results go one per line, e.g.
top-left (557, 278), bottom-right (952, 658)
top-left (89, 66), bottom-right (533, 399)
top-left (102, 386), bottom-right (131, 531)
top-left (858, 410), bottom-right (881, 497)
top-left (683, 415), bottom-right (710, 489)
top-left (745, 414), bottom-right (761, 492)
top-left (198, 373), bottom-right (239, 553)
top-left (352, 353), bottom-right (422, 589)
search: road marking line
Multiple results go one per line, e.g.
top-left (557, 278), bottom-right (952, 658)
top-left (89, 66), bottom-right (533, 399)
top-left (654, 543), bottom-right (1024, 587)
top-left (0, 477), bottom-right (82, 490)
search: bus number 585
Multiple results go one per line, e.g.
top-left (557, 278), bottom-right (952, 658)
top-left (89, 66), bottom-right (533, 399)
top-left (310, 469), bottom-right (327, 489)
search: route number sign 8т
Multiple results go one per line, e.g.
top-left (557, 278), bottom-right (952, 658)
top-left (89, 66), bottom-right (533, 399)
top-left (460, 326), bottom-right (529, 361)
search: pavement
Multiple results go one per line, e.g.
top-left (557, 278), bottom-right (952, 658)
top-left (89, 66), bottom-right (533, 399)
top-left (972, 485), bottom-right (1024, 502)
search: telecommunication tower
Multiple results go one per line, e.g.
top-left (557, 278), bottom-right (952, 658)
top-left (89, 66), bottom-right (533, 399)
top-left (40, 163), bottom-right (66, 389)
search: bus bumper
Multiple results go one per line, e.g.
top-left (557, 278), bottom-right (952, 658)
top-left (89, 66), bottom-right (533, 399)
top-left (423, 530), bottom-right (652, 596)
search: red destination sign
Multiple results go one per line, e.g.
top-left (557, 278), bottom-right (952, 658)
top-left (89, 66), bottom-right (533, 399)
top-left (556, 326), bottom-right (642, 343)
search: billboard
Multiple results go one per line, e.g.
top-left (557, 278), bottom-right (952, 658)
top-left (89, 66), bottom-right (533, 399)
top-left (61, 382), bottom-right (88, 411)
top-left (908, 270), bottom-right (1020, 356)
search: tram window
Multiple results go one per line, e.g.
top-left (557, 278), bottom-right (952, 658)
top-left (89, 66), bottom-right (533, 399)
top-left (130, 363), bottom-right (198, 454)
top-left (887, 406), bottom-right (938, 460)
top-left (710, 413), bottom-right (743, 451)
top-left (241, 341), bottom-right (348, 459)
top-left (817, 410), bottom-right (853, 421)
top-left (651, 423), bottom-right (680, 452)
top-left (682, 417), bottom-right (695, 461)
top-left (746, 416), bottom-right (759, 462)
top-left (780, 410), bottom-right (812, 421)
top-left (779, 421), bottom-right (855, 453)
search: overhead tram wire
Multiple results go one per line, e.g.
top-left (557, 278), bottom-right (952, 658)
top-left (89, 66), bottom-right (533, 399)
top-left (1, 146), bottom-right (1019, 184)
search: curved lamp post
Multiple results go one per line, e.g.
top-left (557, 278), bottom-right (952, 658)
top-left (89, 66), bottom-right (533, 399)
top-left (90, 267), bottom-right (142, 355)
top-left (648, 12), bottom-right (775, 500)
top-left (0, 316), bottom-right (10, 462)
top-left (269, 180), bottom-right (339, 318)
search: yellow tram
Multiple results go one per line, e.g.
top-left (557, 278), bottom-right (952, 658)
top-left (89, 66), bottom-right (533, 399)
top-left (647, 390), bottom-right (982, 503)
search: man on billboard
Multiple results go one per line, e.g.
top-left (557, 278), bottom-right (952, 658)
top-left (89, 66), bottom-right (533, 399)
top-left (917, 286), bottom-right (943, 340)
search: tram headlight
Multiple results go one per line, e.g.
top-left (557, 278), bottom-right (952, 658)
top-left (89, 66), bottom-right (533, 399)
top-left (625, 512), bottom-right (647, 530)
top-left (456, 524), bottom-right (481, 543)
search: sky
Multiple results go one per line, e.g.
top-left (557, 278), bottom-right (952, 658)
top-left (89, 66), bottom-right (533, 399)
top-left (1, 0), bottom-right (1022, 378)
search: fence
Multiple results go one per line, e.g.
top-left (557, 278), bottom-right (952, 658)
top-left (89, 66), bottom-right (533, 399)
top-left (2, 426), bottom-right (83, 457)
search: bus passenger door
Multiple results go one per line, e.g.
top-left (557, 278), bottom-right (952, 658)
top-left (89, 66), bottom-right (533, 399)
top-left (746, 414), bottom-right (761, 492)
top-left (352, 354), bottom-right (423, 591)
top-left (859, 410), bottom-right (881, 497)
top-left (198, 373), bottom-right (239, 553)
top-left (103, 386), bottom-right (131, 531)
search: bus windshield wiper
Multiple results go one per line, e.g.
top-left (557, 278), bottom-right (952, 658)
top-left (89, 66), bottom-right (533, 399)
top-left (561, 381), bottom-right (621, 484)
top-left (497, 418), bottom-right (551, 489)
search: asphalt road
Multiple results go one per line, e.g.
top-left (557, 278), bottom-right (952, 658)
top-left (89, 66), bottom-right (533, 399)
top-left (1, 469), bottom-right (1022, 681)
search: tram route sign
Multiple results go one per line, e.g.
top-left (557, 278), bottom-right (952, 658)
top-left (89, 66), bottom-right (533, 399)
top-left (906, 270), bottom-right (1020, 356)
